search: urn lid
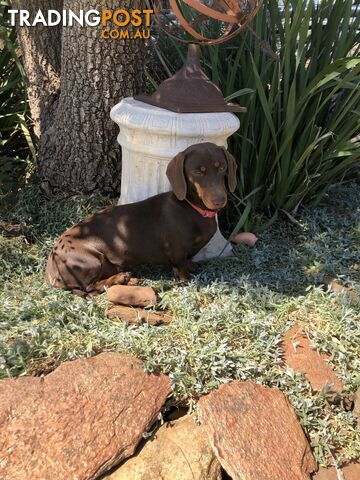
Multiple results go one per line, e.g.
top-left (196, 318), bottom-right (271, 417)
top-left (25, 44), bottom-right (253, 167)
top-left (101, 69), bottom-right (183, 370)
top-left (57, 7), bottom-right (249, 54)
top-left (134, 44), bottom-right (247, 114)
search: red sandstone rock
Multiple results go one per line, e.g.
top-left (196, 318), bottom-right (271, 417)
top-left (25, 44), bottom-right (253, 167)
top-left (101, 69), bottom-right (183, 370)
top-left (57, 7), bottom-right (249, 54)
top-left (353, 387), bottom-right (360, 422)
top-left (107, 285), bottom-right (157, 307)
top-left (282, 325), bottom-right (344, 392)
top-left (233, 232), bottom-right (258, 246)
top-left (0, 353), bottom-right (171, 480)
top-left (197, 380), bottom-right (316, 480)
top-left (323, 275), bottom-right (345, 293)
top-left (107, 305), bottom-right (172, 325)
top-left (313, 463), bottom-right (360, 480)
top-left (104, 415), bottom-right (222, 480)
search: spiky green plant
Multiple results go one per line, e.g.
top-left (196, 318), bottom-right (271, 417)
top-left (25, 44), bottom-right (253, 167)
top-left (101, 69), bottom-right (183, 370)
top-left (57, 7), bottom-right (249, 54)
top-left (0, 0), bottom-right (35, 194)
top-left (148, 0), bottom-right (360, 233)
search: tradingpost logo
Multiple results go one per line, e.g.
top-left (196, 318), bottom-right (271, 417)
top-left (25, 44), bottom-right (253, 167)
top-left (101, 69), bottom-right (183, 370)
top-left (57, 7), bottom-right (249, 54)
top-left (8, 8), bottom-right (154, 40)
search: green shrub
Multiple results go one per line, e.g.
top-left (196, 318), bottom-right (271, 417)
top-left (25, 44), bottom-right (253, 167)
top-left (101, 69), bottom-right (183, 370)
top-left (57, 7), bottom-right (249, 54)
top-left (0, 0), bottom-right (34, 195)
top-left (149, 0), bottom-right (360, 233)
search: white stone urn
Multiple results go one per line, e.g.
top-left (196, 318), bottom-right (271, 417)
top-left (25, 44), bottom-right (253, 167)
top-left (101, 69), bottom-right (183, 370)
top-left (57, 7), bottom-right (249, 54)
top-left (110, 97), bottom-right (240, 261)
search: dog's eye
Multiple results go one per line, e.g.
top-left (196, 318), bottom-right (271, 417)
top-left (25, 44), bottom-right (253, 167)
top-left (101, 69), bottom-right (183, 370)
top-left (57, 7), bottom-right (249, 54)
top-left (194, 170), bottom-right (205, 176)
top-left (218, 165), bottom-right (226, 172)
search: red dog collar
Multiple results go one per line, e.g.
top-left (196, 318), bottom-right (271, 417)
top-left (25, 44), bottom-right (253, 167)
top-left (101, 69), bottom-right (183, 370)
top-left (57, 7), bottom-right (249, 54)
top-left (185, 199), bottom-right (219, 218)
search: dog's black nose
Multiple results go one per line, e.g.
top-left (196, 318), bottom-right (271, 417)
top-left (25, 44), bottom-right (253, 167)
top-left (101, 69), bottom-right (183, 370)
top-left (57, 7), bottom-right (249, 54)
top-left (213, 197), bottom-right (227, 208)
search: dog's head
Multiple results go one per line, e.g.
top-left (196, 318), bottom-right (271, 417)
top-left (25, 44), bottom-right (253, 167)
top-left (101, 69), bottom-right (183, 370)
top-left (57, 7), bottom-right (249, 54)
top-left (166, 143), bottom-right (237, 210)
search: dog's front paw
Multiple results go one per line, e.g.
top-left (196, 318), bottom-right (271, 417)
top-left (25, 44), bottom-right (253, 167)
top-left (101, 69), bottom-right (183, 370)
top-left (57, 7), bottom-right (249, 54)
top-left (172, 266), bottom-right (191, 282)
top-left (186, 260), bottom-right (199, 274)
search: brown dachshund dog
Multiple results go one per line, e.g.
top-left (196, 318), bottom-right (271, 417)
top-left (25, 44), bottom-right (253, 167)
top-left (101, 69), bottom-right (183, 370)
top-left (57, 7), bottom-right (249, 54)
top-left (45, 143), bottom-right (237, 296)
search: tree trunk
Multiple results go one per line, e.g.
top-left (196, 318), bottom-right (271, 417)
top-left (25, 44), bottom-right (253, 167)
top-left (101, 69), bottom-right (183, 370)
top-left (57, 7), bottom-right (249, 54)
top-left (12, 0), bottom-right (63, 138)
top-left (12, 0), bottom-right (145, 193)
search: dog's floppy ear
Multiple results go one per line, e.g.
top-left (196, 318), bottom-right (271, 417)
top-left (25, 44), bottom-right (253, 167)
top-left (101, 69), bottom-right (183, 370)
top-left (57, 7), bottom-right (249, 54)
top-left (222, 147), bottom-right (238, 192)
top-left (166, 152), bottom-right (187, 200)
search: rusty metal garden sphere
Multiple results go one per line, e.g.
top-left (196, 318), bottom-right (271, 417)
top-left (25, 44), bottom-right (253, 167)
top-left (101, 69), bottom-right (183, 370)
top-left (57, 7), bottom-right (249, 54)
top-left (135, 1), bottom-right (265, 112)
top-left (152, 0), bottom-right (264, 45)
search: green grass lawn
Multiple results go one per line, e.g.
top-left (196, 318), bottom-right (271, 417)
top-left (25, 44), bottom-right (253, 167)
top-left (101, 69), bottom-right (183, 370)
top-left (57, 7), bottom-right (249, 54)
top-left (0, 182), bottom-right (359, 467)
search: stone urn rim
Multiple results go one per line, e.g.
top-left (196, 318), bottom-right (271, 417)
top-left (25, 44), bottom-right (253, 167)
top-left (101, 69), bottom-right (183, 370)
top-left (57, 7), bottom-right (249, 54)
top-left (110, 97), bottom-right (240, 137)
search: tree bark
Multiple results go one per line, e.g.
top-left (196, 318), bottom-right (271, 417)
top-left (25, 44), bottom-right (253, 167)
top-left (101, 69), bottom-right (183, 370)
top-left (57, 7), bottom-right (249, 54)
top-left (12, 0), bottom-right (145, 193)
top-left (12, 0), bottom-right (63, 138)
